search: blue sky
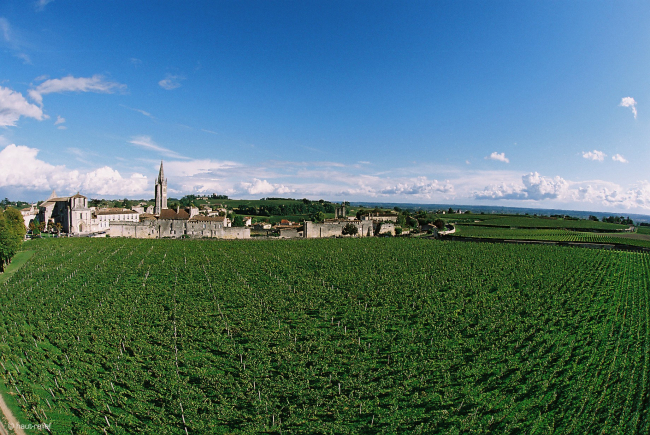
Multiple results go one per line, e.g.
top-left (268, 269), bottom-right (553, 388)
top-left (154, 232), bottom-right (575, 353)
top-left (1, 1), bottom-right (649, 213)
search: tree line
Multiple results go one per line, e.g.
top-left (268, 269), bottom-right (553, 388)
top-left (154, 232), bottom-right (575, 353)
top-left (0, 207), bottom-right (26, 272)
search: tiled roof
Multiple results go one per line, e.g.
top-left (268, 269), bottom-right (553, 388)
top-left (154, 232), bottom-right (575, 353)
top-left (159, 209), bottom-right (190, 220)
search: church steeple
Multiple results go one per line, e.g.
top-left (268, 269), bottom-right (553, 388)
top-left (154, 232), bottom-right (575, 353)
top-left (154, 161), bottom-right (168, 215)
top-left (158, 160), bottom-right (165, 182)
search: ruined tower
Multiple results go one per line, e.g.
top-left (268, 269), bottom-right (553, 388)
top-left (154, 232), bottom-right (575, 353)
top-left (154, 161), bottom-right (167, 215)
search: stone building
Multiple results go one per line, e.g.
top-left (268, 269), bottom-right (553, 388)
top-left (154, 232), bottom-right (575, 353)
top-left (92, 208), bottom-right (140, 232)
top-left (20, 204), bottom-right (38, 229)
top-left (109, 161), bottom-right (249, 239)
top-left (303, 220), bottom-right (374, 238)
top-left (360, 213), bottom-right (398, 222)
top-left (38, 190), bottom-right (93, 234)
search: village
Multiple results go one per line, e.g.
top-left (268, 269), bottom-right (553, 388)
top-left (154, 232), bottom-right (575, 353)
top-left (16, 162), bottom-right (439, 240)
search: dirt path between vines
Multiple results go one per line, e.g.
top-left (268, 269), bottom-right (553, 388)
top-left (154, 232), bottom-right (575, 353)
top-left (0, 391), bottom-right (25, 435)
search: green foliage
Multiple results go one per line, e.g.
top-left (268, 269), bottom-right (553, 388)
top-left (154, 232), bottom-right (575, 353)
top-left (602, 215), bottom-right (634, 225)
top-left (311, 211), bottom-right (325, 223)
top-left (467, 215), bottom-right (629, 231)
top-left (341, 222), bottom-right (358, 236)
top-left (0, 207), bottom-right (25, 271)
top-left (2, 238), bottom-right (650, 433)
top-left (433, 219), bottom-right (445, 230)
top-left (456, 226), bottom-right (650, 248)
top-left (232, 215), bottom-right (245, 227)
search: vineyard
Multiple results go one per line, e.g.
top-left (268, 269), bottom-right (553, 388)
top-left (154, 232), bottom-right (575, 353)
top-left (456, 226), bottom-right (650, 249)
top-left (457, 215), bottom-right (630, 231)
top-left (1, 238), bottom-right (649, 433)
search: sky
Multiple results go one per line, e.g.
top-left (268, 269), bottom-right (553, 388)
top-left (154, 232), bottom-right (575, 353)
top-left (1, 1), bottom-right (650, 214)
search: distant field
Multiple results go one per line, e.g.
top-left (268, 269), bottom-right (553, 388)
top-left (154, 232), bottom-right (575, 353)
top-left (637, 226), bottom-right (650, 235)
top-left (456, 215), bottom-right (629, 231)
top-left (1, 238), bottom-right (649, 433)
top-left (455, 226), bottom-right (650, 248)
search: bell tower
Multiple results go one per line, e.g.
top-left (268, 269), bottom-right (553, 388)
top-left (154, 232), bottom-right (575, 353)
top-left (154, 161), bottom-right (167, 215)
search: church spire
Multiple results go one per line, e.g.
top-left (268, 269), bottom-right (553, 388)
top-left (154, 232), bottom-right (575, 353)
top-left (158, 160), bottom-right (165, 182)
top-left (154, 160), bottom-right (168, 215)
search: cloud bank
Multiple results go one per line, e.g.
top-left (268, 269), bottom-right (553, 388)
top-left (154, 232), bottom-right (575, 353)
top-left (0, 144), bottom-right (148, 196)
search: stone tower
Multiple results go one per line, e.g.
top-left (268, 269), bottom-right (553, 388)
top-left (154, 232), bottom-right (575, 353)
top-left (154, 161), bottom-right (167, 215)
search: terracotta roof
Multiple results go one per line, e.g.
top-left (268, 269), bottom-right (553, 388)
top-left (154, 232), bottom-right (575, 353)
top-left (140, 213), bottom-right (156, 220)
top-left (159, 208), bottom-right (190, 220)
top-left (189, 215), bottom-right (226, 222)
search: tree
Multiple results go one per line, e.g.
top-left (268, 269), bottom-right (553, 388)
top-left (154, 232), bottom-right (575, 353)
top-left (0, 208), bottom-right (25, 272)
top-left (434, 219), bottom-right (445, 230)
top-left (232, 215), bottom-right (245, 227)
top-left (448, 207), bottom-right (454, 214)
top-left (311, 211), bottom-right (325, 223)
top-left (342, 223), bottom-right (358, 236)
top-left (588, 215), bottom-right (599, 222)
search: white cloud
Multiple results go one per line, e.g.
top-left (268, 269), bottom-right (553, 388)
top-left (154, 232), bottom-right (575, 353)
top-left (381, 177), bottom-right (454, 197)
top-left (121, 105), bottom-right (154, 119)
top-left (28, 75), bottom-right (126, 106)
top-left (129, 136), bottom-right (189, 160)
top-left (475, 172), bottom-right (569, 201)
top-left (35, 0), bottom-right (54, 11)
top-left (0, 18), bottom-right (9, 42)
top-left (612, 154), bottom-right (628, 163)
top-left (239, 179), bottom-right (293, 195)
top-left (0, 86), bottom-right (45, 127)
top-left (575, 180), bottom-right (650, 210)
top-left (158, 74), bottom-right (184, 90)
top-left (0, 18), bottom-right (31, 64)
top-left (81, 167), bottom-right (148, 196)
top-left (619, 97), bottom-right (637, 119)
top-left (164, 159), bottom-right (241, 177)
top-left (472, 170), bottom-right (650, 210)
top-left (0, 143), bottom-right (149, 196)
top-left (16, 53), bottom-right (31, 64)
top-left (485, 152), bottom-right (509, 163)
top-left (582, 150), bottom-right (606, 161)
top-left (54, 115), bottom-right (65, 125)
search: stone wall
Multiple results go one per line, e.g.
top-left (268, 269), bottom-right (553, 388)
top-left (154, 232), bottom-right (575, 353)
top-left (303, 220), bottom-right (374, 238)
top-left (376, 222), bottom-right (396, 236)
top-left (110, 220), bottom-right (250, 239)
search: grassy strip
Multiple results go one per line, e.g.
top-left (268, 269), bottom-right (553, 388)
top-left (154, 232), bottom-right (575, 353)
top-left (0, 251), bottom-right (35, 285)
top-left (0, 379), bottom-right (31, 434)
top-left (0, 250), bottom-right (39, 432)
